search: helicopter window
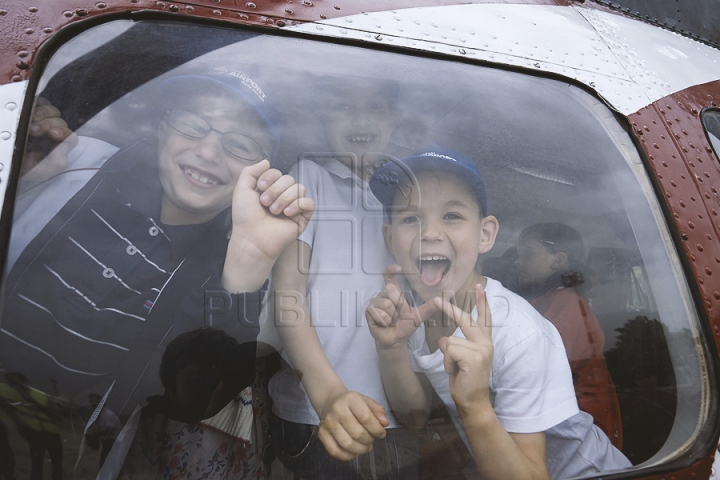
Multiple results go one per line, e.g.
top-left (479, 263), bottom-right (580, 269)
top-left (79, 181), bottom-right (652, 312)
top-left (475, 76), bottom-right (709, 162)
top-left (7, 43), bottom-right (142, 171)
top-left (701, 109), bottom-right (720, 159)
top-left (0, 19), bottom-right (714, 479)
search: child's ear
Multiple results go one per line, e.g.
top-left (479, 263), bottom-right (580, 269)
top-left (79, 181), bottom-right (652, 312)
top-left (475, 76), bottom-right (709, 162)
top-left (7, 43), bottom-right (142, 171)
top-left (478, 215), bottom-right (499, 254)
top-left (551, 252), bottom-right (568, 271)
top-left (383, 222), bottom-right (394, 255)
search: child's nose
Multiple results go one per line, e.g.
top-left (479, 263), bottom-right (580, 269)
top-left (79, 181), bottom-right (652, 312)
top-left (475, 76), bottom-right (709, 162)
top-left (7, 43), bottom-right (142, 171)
top-left (350, 109), bottom-right (373, 127)
top-left (194, 131), bottom-right (223, 162)
top-left (421, 218), bottom-right (444, 241)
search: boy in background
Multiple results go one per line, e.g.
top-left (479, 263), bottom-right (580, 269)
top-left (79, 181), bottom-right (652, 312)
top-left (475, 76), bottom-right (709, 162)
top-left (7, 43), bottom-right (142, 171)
top-left (268, 78), bottom-right (418, 478)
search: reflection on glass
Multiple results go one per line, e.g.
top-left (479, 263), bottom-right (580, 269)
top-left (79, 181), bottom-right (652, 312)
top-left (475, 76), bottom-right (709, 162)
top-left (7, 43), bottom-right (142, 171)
top-left (0, 372), bottom-right (63, 480)
top-left (116, 328), bottom-right (260, 478)
top-left (514, 223), bottom-right (623, 448)
top-left (0, 18), bottom-right (711, 479)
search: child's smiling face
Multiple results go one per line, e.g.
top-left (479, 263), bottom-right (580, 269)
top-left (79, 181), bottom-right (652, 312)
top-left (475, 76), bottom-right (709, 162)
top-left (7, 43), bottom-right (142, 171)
top-left (383, 171), bottom-right (498, 302)
top-left (323, 84), bottom-right (400, 176)
top-left (157, 93), bottom-right (273, 225)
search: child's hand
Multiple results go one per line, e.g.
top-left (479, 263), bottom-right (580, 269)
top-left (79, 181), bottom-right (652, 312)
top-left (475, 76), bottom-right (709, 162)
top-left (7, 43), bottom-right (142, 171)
top-left (230, 160), bottom-right (315, 263)
top-left (22, 98), bottom-right (78, 183)
top-left (318, 391), bottom-right (389, 461)
top-left (438, 284), bottom-right (494, 417)
top-left (366, 265), bottom-right (439, 349)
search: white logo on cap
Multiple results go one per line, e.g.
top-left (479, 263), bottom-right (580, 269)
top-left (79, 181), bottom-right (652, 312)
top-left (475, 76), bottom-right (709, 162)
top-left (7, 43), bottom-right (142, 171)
top-left (209, 67), bottom-right (267, 102)
top-left (422, 152), bottom-right (456, 162)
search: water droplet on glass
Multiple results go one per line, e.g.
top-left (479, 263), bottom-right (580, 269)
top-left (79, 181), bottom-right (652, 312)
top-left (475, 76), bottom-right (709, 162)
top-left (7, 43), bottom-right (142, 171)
top-left (96, 2), bottom-right (107, 8)
top-left (24, 28), bottom-right (34, 35)
top-left (5, 102), bottom-right (17, 111)
top-left (42, 27), bottom-right (52, 33)
top-left (0, 132), bottom-right (11, 140)
top-left (28, 6), bottom-right (38, 12)
top-left (63, 10), bottom-right (73, 16)
top-left (246, 2), bottom-right (256, 8)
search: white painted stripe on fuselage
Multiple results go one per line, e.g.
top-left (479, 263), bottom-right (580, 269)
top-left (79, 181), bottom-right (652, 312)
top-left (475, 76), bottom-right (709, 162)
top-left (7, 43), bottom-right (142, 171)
top-left (287, 4), bottom-right (720, 115)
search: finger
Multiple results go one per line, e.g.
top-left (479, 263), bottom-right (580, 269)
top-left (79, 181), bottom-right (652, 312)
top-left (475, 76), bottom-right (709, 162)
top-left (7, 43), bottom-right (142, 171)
top-left (318, 425), bottom-right (366, 461)
top-left (36, 97), bottom-right (50, 107)
top-left (363, 395), bottom-right (390, 430)
top-left (32, 103), bottom-right (61, 122)
top-left (255, 167), bottom-right (283, 193)
top-left (235, 159), bottom-right (270, 191)
top-left (384, 283), bottom-right (405, 324)
top-left (383, 264), bottom-right (402, 289)
top-left (366, 299), bottom-right (395, 328)
top-left (343, 395), bottom-right (387, 439)
top-left (442, 342), bottom-right (460, 376)
top-left (328, 419), bottom-right (375, 454)
top-left (415, 296), bottom-right (442, 325)
top-left (282, 195), bottom-right (313, 218)
top-left (259, 175), bottom-right (296, 211)
top-left (437, 298), bottom-right (470, 329)
top-left (29, 118), bottom-right (72, 141)
top-left (269, 181), bottom-right (306, 214)
top-left (459, 284), bottom-right (492, 343)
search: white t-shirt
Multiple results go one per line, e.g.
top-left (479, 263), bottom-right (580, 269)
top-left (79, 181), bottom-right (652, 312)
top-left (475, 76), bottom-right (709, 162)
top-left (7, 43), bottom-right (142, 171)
top-left (267, 159), bottom-right (399, 427)
top-left (409, 277), bottom-right (631, 478)
top-left (410, 277), bottom-right (578, 436)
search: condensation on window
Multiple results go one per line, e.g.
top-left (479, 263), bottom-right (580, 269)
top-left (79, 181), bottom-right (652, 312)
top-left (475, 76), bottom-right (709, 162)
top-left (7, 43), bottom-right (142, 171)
top-left (0, 19), bottom-right (714, 480)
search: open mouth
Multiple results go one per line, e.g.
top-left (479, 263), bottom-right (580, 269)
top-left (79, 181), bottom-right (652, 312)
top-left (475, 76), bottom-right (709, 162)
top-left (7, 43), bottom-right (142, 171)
top-left (183, 167), bottom-right (221, 186)
top-left (418, 255), bottom-right (451, 287)
top-left (346, 135), bottom-right (376, 144)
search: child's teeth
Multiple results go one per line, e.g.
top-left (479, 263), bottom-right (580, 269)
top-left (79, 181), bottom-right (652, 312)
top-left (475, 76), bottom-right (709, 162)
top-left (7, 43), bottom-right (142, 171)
top-left (186, 169), bottom-right (217, 185)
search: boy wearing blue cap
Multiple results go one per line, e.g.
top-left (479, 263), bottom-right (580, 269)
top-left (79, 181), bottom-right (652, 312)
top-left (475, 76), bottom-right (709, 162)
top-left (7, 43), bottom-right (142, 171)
top-left (366, 149), bottom-right (630, 479)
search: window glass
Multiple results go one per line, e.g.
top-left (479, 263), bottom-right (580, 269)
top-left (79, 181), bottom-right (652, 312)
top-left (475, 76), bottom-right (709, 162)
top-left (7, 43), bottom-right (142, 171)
top-left (702, 109), bottom-right (720, 158)
top-left (0, 20), bottom-right (713, 479)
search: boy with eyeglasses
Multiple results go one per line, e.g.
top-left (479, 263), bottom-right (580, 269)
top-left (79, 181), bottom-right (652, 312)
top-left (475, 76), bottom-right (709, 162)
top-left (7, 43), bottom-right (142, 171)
top-left (0, 67), bottom-right (314, 434)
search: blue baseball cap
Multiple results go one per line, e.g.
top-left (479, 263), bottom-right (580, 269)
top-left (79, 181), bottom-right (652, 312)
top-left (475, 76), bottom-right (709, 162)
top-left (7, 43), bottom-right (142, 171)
top-left (369, 145), bottom-right (488, 217)
top-left (159, 67), bottom-right (280, 160)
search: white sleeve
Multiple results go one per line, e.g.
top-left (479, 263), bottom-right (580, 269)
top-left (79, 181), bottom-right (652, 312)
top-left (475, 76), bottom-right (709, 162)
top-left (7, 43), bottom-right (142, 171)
top-left (491, 329), bottom-right (579, 433)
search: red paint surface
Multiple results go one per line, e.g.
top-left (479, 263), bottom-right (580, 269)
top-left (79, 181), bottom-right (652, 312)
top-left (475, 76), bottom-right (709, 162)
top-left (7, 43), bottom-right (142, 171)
top-left (629, 80), bottom-right (720, 355)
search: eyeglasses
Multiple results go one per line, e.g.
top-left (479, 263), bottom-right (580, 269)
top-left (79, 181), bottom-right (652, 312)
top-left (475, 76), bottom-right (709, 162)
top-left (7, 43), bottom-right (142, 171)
top-left (166, 109), bottom-right (266, 163)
